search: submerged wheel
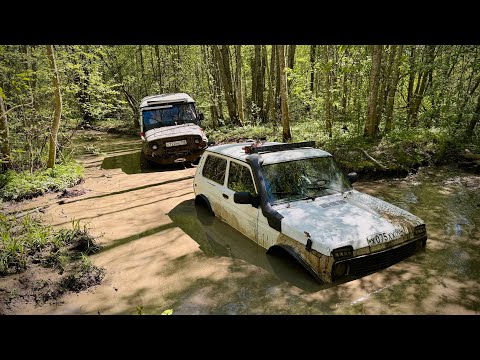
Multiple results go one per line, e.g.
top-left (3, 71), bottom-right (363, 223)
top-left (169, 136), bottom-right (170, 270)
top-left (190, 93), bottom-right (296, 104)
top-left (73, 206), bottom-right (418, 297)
top-left (194, 195), bottom-right (214, 226)
top-left (140, 152), bottom-right (155, 169)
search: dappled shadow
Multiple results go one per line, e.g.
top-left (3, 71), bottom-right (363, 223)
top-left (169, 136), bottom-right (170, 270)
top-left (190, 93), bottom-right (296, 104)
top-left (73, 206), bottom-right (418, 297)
top-left (58, 175), bottom-right (194, 205)
top-left (54, 191), bottom-right (192, 227)
top-left (101, 151), bottom-right (196, 175)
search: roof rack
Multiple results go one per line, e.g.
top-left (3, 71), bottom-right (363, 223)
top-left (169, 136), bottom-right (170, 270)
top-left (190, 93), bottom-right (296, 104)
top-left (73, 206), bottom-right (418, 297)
top-left (246, 141), bottom-right (316, 154)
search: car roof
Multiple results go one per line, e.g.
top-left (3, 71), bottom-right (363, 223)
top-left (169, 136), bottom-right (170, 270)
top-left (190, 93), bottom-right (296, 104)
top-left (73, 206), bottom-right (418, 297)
top-left (206, 142), bottom-right (332, 165)
top-left (140, 93), bottom-right (195, 108)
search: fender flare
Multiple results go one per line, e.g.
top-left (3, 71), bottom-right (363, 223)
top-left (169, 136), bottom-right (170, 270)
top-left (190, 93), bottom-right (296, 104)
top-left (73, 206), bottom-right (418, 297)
top-left (267, 244), bottom-right (323, 283)
top-left (195, 194), bottom-right (214, 215)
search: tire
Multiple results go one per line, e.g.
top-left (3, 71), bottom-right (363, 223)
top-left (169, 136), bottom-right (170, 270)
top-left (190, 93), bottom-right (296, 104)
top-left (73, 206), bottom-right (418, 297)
top-left (140, 152), bottom-right (154, 169)
top-left (195, 195), bottom-right (214, 226)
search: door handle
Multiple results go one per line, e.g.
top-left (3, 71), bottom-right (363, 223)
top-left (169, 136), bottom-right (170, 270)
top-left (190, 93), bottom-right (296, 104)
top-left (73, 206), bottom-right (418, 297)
top-left (222, 193), bottom-right (229, 199)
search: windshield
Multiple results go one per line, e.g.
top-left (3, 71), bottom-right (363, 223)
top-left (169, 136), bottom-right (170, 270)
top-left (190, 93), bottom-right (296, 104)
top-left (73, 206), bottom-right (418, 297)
top-left (142, 103), bottom-right (197, 130)
top-left (261, 156), bottom-right (352, 204)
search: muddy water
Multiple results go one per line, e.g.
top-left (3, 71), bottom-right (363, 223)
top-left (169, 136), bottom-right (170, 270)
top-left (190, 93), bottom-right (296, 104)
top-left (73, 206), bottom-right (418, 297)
top-left (10, 130), bottom-right (479, 314)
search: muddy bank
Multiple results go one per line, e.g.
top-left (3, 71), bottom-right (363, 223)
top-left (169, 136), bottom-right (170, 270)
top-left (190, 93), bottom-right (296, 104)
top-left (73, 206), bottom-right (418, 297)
top-left (0, 219), bottom-right (104, 315)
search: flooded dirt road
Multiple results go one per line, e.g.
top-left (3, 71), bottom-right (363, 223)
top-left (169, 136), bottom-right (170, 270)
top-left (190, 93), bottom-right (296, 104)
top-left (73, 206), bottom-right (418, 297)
top-left (3, 130), bottom-right (479, 314)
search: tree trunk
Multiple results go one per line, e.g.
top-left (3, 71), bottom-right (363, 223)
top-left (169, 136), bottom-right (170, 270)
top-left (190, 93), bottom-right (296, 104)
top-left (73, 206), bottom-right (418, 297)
top-left (376, 45), bottom-right (396, 129)
top-left (265, 45), bottom-right (276, 124)
top-left (275, 45), bottom-right (281, 117)
top-left (385, 45), bottom-right (404, 132)
top-left (210, 46), bottom-right (224, 120)
top-left (252, 46), bottom-right (259, 112)
top-left (252, 45), bottom-right (265, 123)
top-left (406, 46), bottom-right (417, 125)
top-left (466, 92), bottom-right (480, 139)
top-left (287, 45), bottom-right (296, 92)
top-left (309, 45), bottom-right (316, 93)
top-left (46, 45), bottom-right (62, 169)
top-left (154, 45), bottom-right (163, 93)
top-left (235, 45), bottom-right (245, 126)
top-left (0, 90), bottom-right (11, 170)
top-left (324, 46), bottom-right (333, 138)
top-left (277, 45), bottom-right (291, 142)
top-left (201, 46), bottom-right (218, 129)
top-left (214, 45), bottom-right (239, 125)
top-left (364, 45), bottom-right (383, 138)
top-left (410, 45), bottom-right (436, 125)
top-left (259, 45), bottom-right (267, 121)
top-left (138, 46), bottom-right (148, 97)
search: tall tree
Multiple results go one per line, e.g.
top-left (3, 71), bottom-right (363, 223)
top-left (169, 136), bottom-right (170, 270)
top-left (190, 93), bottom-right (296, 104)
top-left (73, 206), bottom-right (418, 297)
top-left (0, 89), bottom-right (11, 170)
top-left (376, 45), bottom-right (396, 128)
top-left (385, 45), bottom-right (404, 132)
top-left (252, 45), bottom-right (266, 122)
top-left (235, 45), bottom-right (245, 125)
top-left (309, 45), bottom-right (316, 93)
top-left (265, 45), bottom-right (276, 123)
top-left (406, 46), bottom-right (417, 125)
top-left (154, 45), bottom-right (163, 93)
top-left (324, 46), bottom-right (333, 138)
top-left (409, 45), bottom-right (436, 125)
top-left (287, 45), bottom-right (296, 92)
top-left (364, 45), bottom-right (383, 138)
top-left (214, 45), bottom-right (239, 125)
top-left (46, 45), bottom-right (62, 168)
top-left (277, 45), bottom-right (291, 142)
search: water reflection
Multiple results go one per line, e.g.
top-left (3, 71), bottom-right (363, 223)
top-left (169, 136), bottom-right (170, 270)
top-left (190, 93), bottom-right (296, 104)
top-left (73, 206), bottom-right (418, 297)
top-left (168, 199), bottom-right (328, 292)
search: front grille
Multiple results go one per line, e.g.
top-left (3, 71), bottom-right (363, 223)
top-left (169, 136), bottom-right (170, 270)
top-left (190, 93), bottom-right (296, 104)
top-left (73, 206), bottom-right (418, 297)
top-left (337, 238), bottom-right (425, 279)
top-left (150, 135), bottom-right (203, 157)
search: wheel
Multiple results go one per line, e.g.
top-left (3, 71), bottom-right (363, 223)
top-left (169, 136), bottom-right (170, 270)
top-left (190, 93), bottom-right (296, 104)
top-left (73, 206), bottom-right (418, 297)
top-left (195, 195), bottom-right (214, 226)
top-left (140, 152), bottom-right (155, 169)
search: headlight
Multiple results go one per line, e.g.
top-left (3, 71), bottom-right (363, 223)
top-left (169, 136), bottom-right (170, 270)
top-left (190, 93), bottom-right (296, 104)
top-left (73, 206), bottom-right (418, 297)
top-left (332, 246), bottom-right (353, 259)
top-left (194, 138), bottom-right (200, 144)
top-left (414, 224), bottom-right (426, 236)
top-left (152, 144), bottom-right (158, 150)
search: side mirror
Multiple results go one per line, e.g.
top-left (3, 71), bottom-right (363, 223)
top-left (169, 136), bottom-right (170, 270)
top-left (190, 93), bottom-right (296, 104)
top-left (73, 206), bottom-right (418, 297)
top-left (234, 192), bottom-right (259, 208)
top-left (198, 112), bottom-right (204, 121)
top-left (347, 172), bottom-right (358, 184)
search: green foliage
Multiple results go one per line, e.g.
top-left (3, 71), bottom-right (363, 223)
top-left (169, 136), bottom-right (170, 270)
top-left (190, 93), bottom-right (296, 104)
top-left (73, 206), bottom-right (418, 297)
top-left (0, 160), bottom-right (83, 201)
top-left (0, 213), bottom-right (98, 275)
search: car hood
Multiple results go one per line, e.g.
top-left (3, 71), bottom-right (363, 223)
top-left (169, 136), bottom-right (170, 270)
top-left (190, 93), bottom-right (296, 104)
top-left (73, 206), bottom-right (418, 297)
top-left (145, 124), bottom-right (208, 142)
top-left (274, 190), bottom-right (424, 256)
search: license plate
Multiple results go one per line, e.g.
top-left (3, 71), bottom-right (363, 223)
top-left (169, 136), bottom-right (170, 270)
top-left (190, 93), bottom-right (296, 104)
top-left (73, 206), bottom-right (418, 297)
top-left (166, 140), bottom-right (187, 147)
top-left (367, 229), bottom-right (403, 246)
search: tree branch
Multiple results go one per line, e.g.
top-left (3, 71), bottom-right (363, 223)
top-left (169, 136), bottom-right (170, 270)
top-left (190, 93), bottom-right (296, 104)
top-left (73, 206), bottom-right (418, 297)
top-left (354, 147), bottom-right (388, 170)
top-left (0, 100), bottom-right (34, 120)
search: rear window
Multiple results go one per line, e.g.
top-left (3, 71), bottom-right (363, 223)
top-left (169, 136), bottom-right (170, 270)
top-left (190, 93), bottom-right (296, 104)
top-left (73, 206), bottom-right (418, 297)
top-left (202, 154), bottom-right (227, 185)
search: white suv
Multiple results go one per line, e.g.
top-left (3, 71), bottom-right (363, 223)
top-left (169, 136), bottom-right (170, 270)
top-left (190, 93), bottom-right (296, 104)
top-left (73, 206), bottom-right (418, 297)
top-left (193, 141), bottom-right (427, 283)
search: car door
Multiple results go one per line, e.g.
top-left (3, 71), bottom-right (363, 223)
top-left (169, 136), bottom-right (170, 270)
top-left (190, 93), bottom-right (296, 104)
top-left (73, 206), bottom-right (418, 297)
top-left (222, 160), bottom-right (259, 243)
top-left (198, 154), bottom-right (228, 216)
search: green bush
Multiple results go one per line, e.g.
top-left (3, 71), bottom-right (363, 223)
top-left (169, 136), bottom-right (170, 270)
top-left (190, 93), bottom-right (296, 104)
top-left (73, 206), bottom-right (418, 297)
top-left (0, 160), bottom-right (84, 201)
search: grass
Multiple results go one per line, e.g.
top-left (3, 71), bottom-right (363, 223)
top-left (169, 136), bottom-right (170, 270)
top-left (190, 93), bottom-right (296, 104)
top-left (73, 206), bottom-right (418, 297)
top-left (0, 215), bottom-right (97, 275)
top-left (0, 160), bottom-right (84, 201)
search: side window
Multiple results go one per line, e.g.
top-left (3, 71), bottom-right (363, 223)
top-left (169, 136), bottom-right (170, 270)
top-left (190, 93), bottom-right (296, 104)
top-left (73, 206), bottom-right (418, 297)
top-left (202, 155), bottom-right (227, 185)
top-left (227, 162), bottom-right (256, 195)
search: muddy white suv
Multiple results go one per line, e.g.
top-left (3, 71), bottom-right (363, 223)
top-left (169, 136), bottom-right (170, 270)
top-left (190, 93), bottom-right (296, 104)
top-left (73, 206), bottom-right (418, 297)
top-left (139, 93), bottom-right (208, 166)
top-left (193, 141), bottom-right (428, 283)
